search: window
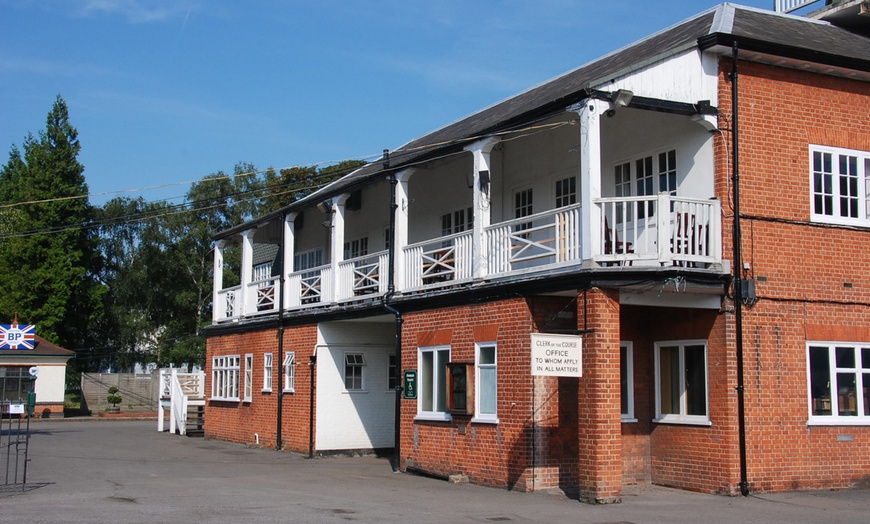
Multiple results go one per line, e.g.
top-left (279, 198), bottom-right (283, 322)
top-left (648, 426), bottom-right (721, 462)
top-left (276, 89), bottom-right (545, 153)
top-left (514, 187), bottom-right (534, 234)
top-left (0, 367), bottom-right (34, 403)
top-left (418, 345), bottom-right (450, 420)
top-left (620, 342), bottom-right (635, 421)
top-left (294, 248), bottom-right (323, 271)
top-left (211, 355), bottom-right (240, 401)
top-left (252, 263), bottom-right (271, 282)
top-left (475, 343), bottom-right (498, 422)
top-left (808, 343), bottom-right (870, 424)
top-left (811, 146), bottom-right (870, 227)
top-left (555, 176), bottom-right (577, 208)
top-left (344, 237), bottom-right (368, 260)
top-left (263, 353), bottom-right (273, 392)
top-left (654, 341), bottom-right (708, 424)
top-left (388, 354), bottom-right (397, 391)
top-left (283, 352), bottom-right (295, 392)
top-left (634, 149), bottom-right (677, 219)
top-left (440, 207), bottom-right (473, 236)
top-left (243, 354), bottom-right (253, 402)
top-left (614, 163), bottom-right (632, 223)
top-left (658, 150), bottom-right (677, 196)
top-left (345, 353), bottom-right (365, 390)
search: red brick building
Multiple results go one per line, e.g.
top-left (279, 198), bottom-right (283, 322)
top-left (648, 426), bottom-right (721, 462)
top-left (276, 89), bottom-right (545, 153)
top-left (203, 3), bottom-right (870, 502)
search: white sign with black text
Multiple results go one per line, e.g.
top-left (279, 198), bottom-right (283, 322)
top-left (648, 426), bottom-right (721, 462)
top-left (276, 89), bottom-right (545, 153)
top-left (530, 333), bottom-right (582, 377)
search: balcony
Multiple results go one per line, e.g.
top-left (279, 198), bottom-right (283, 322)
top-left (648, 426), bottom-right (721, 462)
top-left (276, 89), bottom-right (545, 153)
top-left (213, 195), bottom-right (722, 323)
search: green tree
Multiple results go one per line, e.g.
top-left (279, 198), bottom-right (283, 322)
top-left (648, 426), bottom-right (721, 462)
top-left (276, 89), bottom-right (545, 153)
top-left (0, 96), bottom-right (104, 353)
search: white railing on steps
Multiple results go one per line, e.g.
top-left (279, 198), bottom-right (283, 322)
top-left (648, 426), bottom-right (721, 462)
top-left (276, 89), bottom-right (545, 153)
top-left (158, 369), bottom-right (205, 436)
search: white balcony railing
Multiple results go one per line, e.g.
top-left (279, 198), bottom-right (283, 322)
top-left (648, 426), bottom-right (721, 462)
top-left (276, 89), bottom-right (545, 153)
top-left (338, 251), bottom-right (389, 300)
top-left (596, 195), bottom-right (721, 267)
top-left (486, 203), bottom-right (582, 275)
top-left (287, 264), bottom-right (333, 308)
top-left (214, 197), bottom-right (722, 322)
top-left (403, 231), bottom-right (473, 289)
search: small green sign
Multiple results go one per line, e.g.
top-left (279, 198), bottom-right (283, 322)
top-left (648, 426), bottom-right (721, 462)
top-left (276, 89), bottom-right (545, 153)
top-left (403, 370), bottom-right (417, 399)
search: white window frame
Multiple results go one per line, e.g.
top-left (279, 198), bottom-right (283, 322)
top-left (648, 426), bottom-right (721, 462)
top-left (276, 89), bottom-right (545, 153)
top-left (809, 145), bottom-right (870, 227)
top-left (211, 355), bottom-right (241, 401)
top-left (621, 342), bottom-right (636, 422)
top-left (653, 340), bottom-right (710, 425)
top-left (294, 248), bottom-right (323, 271)
top-left (263, 352), bottom-right (273, 392)
top-left (283, 352), bottom-right (295, 393)
top-left (344, 352), bottom-right (366, 391)
top-left (416, 345), bottom-right (452, 421)
top-left (243, 354), bottom-right (253, 402)
top-left (554, 176), bottom-right (577, 208)
top-left (473, 342), bottom-right (498, 424)
top-left (807, 341), bottom-right (870, 426)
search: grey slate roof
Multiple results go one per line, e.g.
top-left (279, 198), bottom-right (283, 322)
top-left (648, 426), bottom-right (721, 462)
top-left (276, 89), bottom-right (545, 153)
top-left (217, 3), bottom-right (870, 239)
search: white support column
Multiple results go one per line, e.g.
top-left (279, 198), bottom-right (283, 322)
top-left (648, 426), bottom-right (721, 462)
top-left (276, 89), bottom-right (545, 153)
top-left (328, 194), bottom-right (350, 303)
top-left (283, 213), bottom-right (297, 309)
top-left (240, 229), bottom-right (255, 316)
top-left (578, 100), bottom-right (606, 262)
top-left (393, 169), bottom-right (413, 291)
top-left (212, 240), bottom-right (225, 322)
top-left (464, 137), bottom-right (499, 279)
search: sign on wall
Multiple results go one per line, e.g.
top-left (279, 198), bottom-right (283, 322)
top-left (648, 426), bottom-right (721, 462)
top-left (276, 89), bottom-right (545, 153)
top-left (403, 370), bottom-right (417, 399)
top-left (0, 322), bottom-right (36, 350)
top-left (530, 333), bottom-right (582, 377)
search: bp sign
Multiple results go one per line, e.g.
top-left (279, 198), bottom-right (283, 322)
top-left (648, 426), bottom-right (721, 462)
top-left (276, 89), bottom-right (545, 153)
top-left (0, 322), bottom-right (36, 350)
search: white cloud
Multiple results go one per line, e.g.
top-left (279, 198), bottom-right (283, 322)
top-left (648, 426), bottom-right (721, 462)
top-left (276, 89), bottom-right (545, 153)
top-left (75, 0), bottom-right (199, 24)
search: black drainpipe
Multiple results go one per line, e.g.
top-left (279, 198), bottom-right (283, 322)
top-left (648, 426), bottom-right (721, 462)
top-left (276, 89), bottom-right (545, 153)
top-left (730, 42), bottom-right (750, 497)
top-left (381, 150), bottom-right (405, 473)
top-left (276, 214), bottom-right (286, 451)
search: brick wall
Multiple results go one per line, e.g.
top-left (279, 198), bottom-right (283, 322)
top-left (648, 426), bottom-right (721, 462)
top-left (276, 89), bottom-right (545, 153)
top-left (715, 59), bottom-right (870, 492)
top-left (205, 325), bottom-right (317, 453)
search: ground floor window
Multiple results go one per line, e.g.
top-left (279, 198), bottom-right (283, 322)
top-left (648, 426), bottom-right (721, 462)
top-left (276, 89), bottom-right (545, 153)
top-left (283, 352), bottom-right (295, 393)
top-left (212, 355), bottom-right (240, 401)
top-left (345, 353), bottom-right (365, 391)
top-left (243, 354), bottom-right (253, 402)
top-left (263, 353), bottom-right (273, 392)
top-left (0, 367), bottom-right (34, 403)
top-left (621, 342), bottom-right (635, 422)
top-left (418, 345), bottom-right (450, 420)
top-left (654, 341), bottom-right (708, 424)
top-left (808, 342), bottom-right (870, 424)
top-left (475, 343), bottom-right (497, 422)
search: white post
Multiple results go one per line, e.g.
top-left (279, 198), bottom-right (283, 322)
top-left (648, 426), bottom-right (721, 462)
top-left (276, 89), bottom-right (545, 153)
top-left (393, 169), bottom-right (413, 291)
top-left (240, 229), bottom-right (255, 316)
top-left (212, 241), bottom-right (225, 322)
top-left (328, 194), bottom-right (349, 303)
top-left (578, 100), bottom-right (605, 262)
top-left (283, 213), bottom-right (297, 308)
top-left (464, 137), bottom-right (499, 279)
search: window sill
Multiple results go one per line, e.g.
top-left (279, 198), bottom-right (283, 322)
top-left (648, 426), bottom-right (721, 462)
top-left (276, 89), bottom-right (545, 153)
top-left (261, 388), bottom-right (272, 394)
top-left (653, 416), bottom-right (711, 426)
top-left (807, 417), bottom-right (870, 426)
top-left (343, 390), bottom-right (368, 394)
top-left (471, 417), bottom-right (498, 425)
top-left (282, 389), bottom-right (295, 394)
top-left (621, 417), bottom-right (638, 423)
top-left (415, 413), bottom-right (452, 423)
top-left (209, 397), bottom-right (240, 402)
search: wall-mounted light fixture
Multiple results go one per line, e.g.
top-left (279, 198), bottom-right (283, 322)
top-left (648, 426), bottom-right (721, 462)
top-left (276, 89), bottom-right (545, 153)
top-left (317, 200), bottom-right (333, 214)
top-left (606, 89), bottom-right (634, 118)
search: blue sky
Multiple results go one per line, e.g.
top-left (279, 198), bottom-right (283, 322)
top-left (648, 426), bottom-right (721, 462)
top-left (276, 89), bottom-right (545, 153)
top-left (1, 1), bottom-right (782, 206)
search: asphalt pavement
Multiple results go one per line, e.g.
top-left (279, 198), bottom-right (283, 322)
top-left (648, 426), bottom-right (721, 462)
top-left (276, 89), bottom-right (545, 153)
top-left (1, 418), bottom-right (868, 523)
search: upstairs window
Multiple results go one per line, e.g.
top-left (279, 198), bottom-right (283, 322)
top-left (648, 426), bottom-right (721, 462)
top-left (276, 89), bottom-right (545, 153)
top-left (514, 187), bottom-right (534, 234)
top-left (555, 176), bottom-right (577, 208)
top-left (344, 237), bottom-right (368, 260)
top-left (441, 207), bottom-right (473, 236)
top-left (614, 162), bottom-right (632, 224)
top-left (294, 248), bottom-right (323, 271)
top-left (811, 146), bottom-right (870, 227)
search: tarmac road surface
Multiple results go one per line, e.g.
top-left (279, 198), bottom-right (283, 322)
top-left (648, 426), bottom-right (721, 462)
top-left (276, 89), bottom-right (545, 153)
top-left (1, 419), bottom-right (868, 523)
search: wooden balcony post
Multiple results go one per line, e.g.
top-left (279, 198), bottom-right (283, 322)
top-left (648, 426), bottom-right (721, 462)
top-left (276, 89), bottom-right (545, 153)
top-left (328, 194), bottom-right (350, 303)
top-left (578, 100), bottom-right (605, 262)
top-left (283, 213), bottom-right (297, 309)
top-left (393, 169), bottom-right (413, 292)
top-left (212, 240), bottom-right (225, 322)
top-left (464, 137), bottom-right (499, 279)
top-left (240, 229), bottom-right (255, 316)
